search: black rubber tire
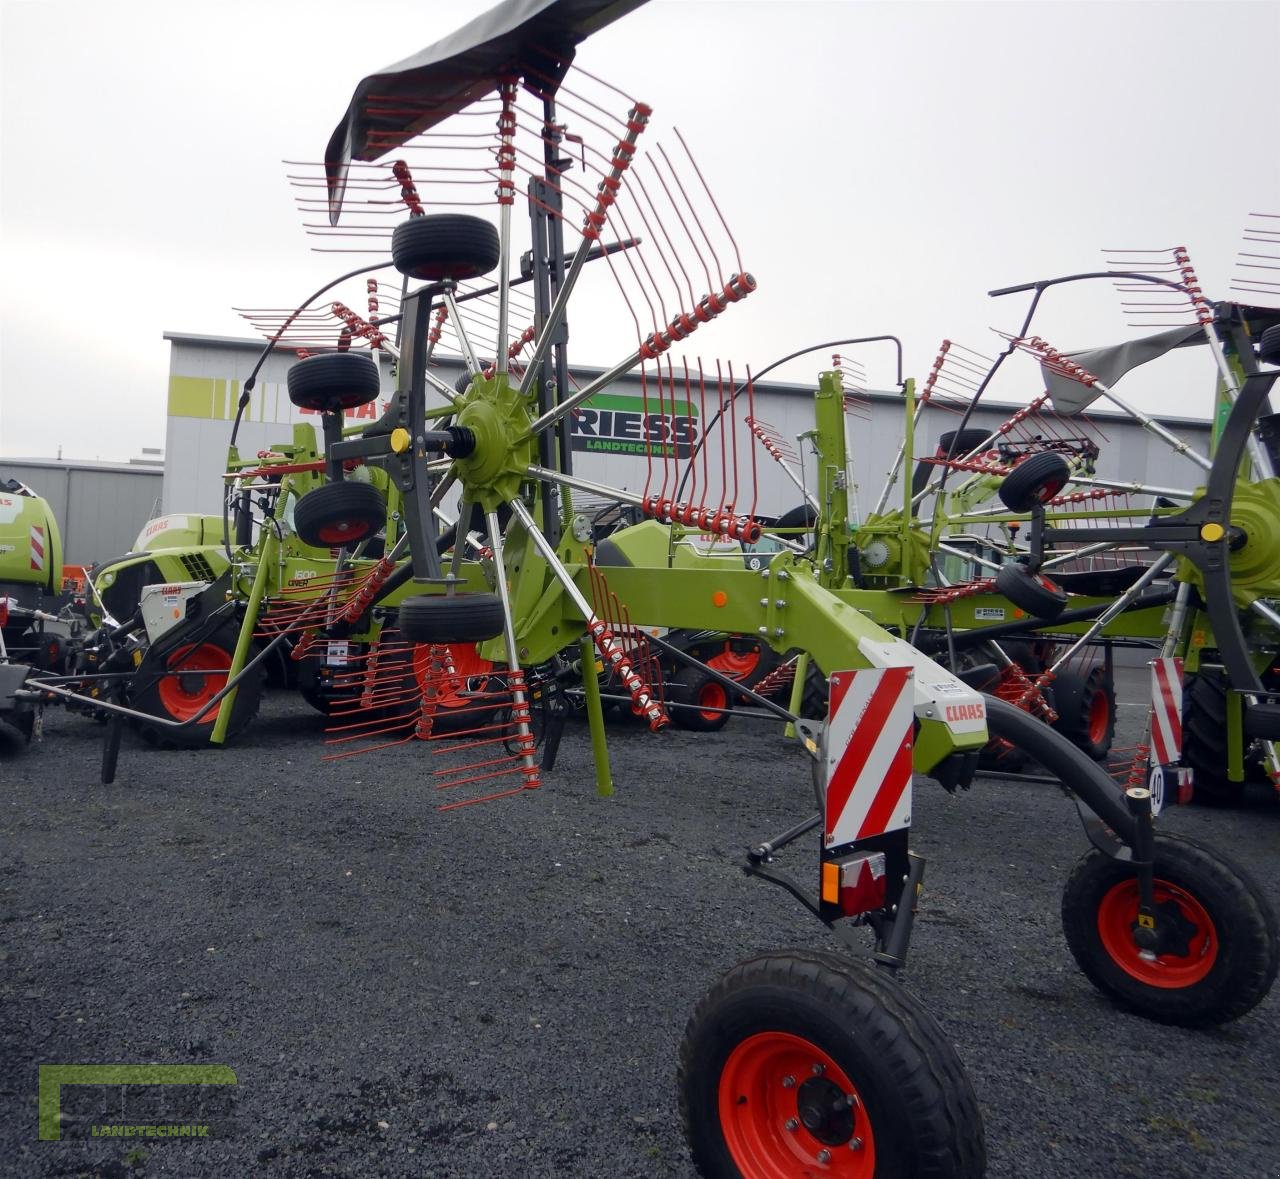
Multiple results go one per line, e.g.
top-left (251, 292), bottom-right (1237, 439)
top-left (771, 503), bottom-right (819, 551)
top-left (397, 593), bottom-right (505, 644)
top-left (287, 352), bottom-right (381, 413)
top-left (101, 713), bottom-right (123, 784)
top-left (128, 627), bottom-right (263, 749)
top-left (1181, 669), bottom-right (1250, 805)
top-left (996, 561), bottom-right (1068, 619)
top-left (774, 504), bottom-right (819, 531)
top-left (299, 685), bottom-right (340, 716)
top-left (998, 450), bottom-right (1071, 512)
top-left (910, 428), bottom-right (993, 498)
top-left (993, 638), bottom-right (1049, 675)
top-left (1049, 666), bottom-right (1115, 760)
top-left (679, 949), bottom-right (986, 1179)
top-left (391, 214), bottom-right (501, 282)
top-left (938, 428), bottom-right (992, 457)
top-left (294, 481), bottom-right (386, 549)
top-left (797, 661), bottom-right (829, 720)
top-left (1259, 323), bottom-right (1280, 366)
top-left (294, 646), bottom-right (366, 717)
top-left (36, 633), bottom-right (67, 673)
top-left (669, 666), bottom-right (732, 732)
top-left (1061, 832), bottom-right (1279, 1026)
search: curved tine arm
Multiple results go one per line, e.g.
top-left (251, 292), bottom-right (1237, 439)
top-left (1197, 369), bottom-right (1280, 691)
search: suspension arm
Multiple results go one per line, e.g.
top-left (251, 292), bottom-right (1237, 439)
top-left (588, 550), bottom-right (989, 772)
top-left (913, 586), bottom-right (1177, 655)
top-left (985, 695), bottom-right (1138, 852)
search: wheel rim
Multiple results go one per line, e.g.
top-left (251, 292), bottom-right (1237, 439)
top-left (316, 518), bottom-right (373, 544)
top-left (706, 643), bottom-right (759, 682)
top-left (718, 1031), bottom-right (875, 1177)
top-left (1086, 689), bottom-right (1110, 745)
top-left (157, 643), bottom-right (230, 722)
top-left (697, 680), bottom-right (728, 723)
top-left (1096, 878), bottom-right (1218, 988)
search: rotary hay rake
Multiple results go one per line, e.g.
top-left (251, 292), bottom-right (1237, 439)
top-left (751, 232), bottom-right (1280, 802)
top-left (33, 3), bottom-right (1280, 1176)
top-left (258, 7), bottom-right (1005, 1172)
top-left (280, 25), bottom-right (1279, 1170)
top-left (852, 239), bottom-right (1280, 806)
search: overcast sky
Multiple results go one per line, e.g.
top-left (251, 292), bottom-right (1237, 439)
top-left (2, 0), bottom-right (1277, 464)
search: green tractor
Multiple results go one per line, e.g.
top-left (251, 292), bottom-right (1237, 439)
top-left (82, 410), bottom-right (429, 748)
top-left (0, 476), bottom-right (74, 740)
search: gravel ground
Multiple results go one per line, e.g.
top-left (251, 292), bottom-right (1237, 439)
top-left (1, 670), bottom-right (1277, 1179)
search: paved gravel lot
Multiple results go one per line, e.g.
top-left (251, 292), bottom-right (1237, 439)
top-left (2, 671), bottom-right (1277, 1178)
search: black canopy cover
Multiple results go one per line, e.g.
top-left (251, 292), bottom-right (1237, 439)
top-left (324, 0), bottom-right (648, 223)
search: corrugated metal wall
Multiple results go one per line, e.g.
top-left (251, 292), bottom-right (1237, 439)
top-left (0, 333), bottom-right (1219, 575)
top-left (1, 461), bottom-right (163, 567)
top-left (163, 333), bottom-right (1215, 524)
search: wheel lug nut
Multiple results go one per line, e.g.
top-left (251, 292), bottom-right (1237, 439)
top-left (785, 1118), bottom-right (799, 1132)
top-left (850, 1136), bottom-right (864, 1151)
top-left (782, 1075), bottom-right (796, 1088)
top-left (817, 1148), bottom-right (831, 1163)
top-left (811, 1063), bottom-right (825, 1075)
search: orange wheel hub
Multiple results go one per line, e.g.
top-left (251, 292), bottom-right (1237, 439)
top-left (718, 1031), bottom-right (874, 1177)
top-left (157, 643), bottom-right (231, 722)
top-left (1097, 878), bottom-right (1218, 988)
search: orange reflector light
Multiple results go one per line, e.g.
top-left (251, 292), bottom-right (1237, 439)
top-left (821, 860), bottom-right (840, 905)
top-left (712, 590), bottom-right (728, 608)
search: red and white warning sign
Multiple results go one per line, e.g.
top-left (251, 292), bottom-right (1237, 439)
top-left (824, 666), bottom-right (914, 848)
top-left (1148, 656), bottom-right (1183, 767)
top-left (30, 524), bottom-right (45, 572)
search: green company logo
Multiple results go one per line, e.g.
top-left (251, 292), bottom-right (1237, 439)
top-left (38, 1065), bottom-right (237, 1141)
top-left (570, 392), bottom-right (700, 458)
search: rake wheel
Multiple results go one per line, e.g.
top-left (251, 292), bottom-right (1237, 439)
top-left (391, 214), bottom-right (501, 283)
top-left (995, 561), bottom-right (1068, 619)
top-left (293, 481), bottom-right (386, 549)
top-left (397, 594), bottom-right (505, 645)
top-left (287, 352), bottom-right (382, 412)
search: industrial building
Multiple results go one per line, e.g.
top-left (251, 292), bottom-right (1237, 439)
top-left (3, 330), bottom-right (1217, 569)
top-left (161, 331), bottom-right (1213, 525)
top-left (0, 456), bottom-right (163, 568)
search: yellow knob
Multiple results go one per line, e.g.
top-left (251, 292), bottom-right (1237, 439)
top-left (389, 427), bottom-right (411, 454)
top-left (1200, 522), bottom-right (1225, 543)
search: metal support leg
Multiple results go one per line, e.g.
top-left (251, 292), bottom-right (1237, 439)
top-left (1125, 786), bottom-right (1160, 949)
top-left (578, 635), bottom-right (614, 797)
top-left (485, 510), bottom-right (539, 783)
top-left (785, 650), bottom-right (811, 739)
top-left (211, 525), bottom-right (278, 745)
